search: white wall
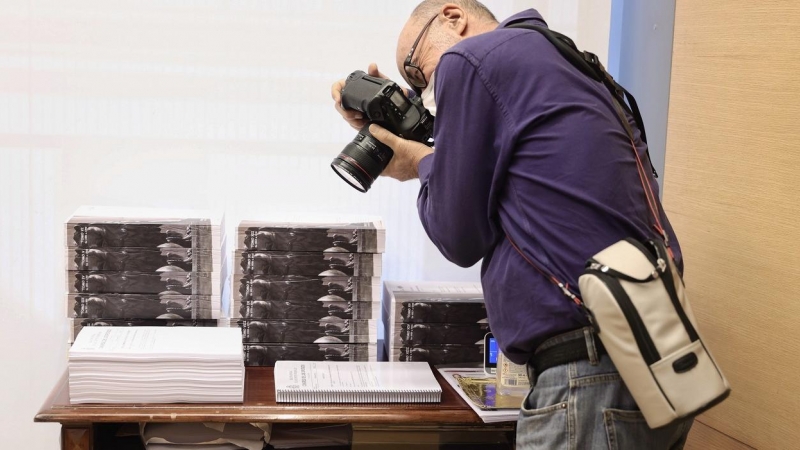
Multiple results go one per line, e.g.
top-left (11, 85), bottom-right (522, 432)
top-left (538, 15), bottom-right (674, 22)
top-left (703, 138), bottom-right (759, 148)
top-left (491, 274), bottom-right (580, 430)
top-left (0, 1), bottom-right (610, 447)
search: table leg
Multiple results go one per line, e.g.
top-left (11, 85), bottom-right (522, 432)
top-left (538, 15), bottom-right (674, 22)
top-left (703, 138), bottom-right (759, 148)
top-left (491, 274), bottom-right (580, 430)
top-left (61, 424), bottom-right (92, 450)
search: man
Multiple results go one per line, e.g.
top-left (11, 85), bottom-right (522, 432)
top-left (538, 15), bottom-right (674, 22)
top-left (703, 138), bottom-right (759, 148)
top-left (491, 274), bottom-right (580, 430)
top-left (332, 1), bottom-right (693, 448)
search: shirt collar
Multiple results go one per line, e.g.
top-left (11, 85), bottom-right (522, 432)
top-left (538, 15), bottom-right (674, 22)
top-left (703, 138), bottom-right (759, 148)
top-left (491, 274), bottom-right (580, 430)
top-left (497, 9), bottom-right (548, 29)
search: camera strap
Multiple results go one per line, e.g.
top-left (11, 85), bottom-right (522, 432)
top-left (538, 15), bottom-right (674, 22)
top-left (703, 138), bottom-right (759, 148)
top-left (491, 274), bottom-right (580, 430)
top-left (500, 22), bottom-right (673, 304)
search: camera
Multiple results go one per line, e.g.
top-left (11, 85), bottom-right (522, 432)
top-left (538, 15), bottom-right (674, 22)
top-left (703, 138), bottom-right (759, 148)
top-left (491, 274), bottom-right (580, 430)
top-left (332, 70), bottom-right (434, 192)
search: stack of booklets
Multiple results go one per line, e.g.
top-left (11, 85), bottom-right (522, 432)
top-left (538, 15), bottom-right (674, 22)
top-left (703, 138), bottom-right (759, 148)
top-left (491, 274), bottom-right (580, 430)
top-left (226, 215), bottom-right (384, 366)
top-left (382, 281), bottom-right (488, 365)
top-left (68, 326), bottom-right (244, 404)
top-left (274, 361), bottom-right (441, 403)
top-left (65, 206), bottom-right (221, 342)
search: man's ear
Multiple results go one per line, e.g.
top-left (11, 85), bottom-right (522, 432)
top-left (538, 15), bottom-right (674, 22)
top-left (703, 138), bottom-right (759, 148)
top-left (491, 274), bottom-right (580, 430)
top-left (440, 3), bottom-right (467, 36)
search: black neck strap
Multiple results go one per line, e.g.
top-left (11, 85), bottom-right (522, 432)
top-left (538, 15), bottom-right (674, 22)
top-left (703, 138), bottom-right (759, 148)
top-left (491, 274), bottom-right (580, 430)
top-left (500, 22), bottom-right (674, 306)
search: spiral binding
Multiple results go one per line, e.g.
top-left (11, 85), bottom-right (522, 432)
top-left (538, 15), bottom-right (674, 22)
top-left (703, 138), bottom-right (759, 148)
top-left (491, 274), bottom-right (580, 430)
top-left (276, 387), bottom-right (441, 403)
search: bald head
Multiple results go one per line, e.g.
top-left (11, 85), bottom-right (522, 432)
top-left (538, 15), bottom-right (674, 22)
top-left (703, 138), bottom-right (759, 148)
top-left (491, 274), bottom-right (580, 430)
top-left (396, 1), bottom-right (499, 90)
top-left (411, 0), bottom-right (497, 23)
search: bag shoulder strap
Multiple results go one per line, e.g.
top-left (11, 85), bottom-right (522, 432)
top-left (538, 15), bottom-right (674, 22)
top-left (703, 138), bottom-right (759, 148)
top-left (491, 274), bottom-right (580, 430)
top-left (500, 22), bottom-right (674, 305)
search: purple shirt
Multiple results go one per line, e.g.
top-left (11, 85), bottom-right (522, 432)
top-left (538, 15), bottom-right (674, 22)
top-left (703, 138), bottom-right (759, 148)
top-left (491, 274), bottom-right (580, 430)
top-left (416, 9), bottom-right (683, 365)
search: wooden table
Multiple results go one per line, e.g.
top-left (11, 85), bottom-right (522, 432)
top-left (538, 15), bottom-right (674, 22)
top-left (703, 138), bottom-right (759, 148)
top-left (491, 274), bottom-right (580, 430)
top-left (35, 367), bottom-right (516, 449)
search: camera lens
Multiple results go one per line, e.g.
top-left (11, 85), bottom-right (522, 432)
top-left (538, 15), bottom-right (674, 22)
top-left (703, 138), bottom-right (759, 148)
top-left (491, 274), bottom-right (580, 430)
top-left (331, 124), bottom-right (394, 192)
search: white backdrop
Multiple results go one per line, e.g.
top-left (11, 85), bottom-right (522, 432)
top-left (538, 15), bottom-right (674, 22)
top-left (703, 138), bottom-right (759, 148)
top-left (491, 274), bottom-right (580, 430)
top-left (0, 0), bottom-right (609, 446)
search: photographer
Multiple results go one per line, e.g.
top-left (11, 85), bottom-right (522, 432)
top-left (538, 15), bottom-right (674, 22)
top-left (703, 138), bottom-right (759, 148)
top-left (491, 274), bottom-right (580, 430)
top-left (332, 1), bottom-right (691, 448)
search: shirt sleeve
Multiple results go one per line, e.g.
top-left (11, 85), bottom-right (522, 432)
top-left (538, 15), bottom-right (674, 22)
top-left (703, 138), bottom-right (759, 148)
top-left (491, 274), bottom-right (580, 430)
top-left (417, 52), bottom-right (510, 267)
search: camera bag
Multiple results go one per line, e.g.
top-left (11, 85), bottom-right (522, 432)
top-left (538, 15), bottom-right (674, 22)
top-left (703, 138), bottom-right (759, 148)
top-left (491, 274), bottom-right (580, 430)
top-left (503, 22), bottom-right (731, 429)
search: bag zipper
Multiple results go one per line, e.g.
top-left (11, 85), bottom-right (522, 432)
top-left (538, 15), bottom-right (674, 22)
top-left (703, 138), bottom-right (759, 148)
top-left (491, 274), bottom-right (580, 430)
top-left (587, 257), bottom-right (664, 284)
top-left (589, 271), bottom-right (661, 365)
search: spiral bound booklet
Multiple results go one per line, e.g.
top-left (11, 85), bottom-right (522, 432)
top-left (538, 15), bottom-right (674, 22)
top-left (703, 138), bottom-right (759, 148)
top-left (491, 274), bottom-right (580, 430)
top-left (274, 361), bottom-right (441, 403)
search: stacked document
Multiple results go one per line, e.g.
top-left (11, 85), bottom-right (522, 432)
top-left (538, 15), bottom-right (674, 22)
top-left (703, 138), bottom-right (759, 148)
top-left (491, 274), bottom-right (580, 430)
top-left (382, 281), bottom-right (487, 365)
top-left (68, 327), bottom-right (244, 404)
top-left (66, 206), bottom-right (222, 345)
top-left (222, 213), bottom-right (384, 367)
top-left (274, 361), bottom-right (441, 403)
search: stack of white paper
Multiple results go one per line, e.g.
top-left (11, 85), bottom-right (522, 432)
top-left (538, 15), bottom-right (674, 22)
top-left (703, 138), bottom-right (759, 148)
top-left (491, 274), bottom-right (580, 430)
top-left (68, 327), bottom-right (244, 404)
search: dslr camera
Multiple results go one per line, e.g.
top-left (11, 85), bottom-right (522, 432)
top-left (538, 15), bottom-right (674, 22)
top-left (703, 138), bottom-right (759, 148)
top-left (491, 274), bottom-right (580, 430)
top-left (331, 70), bottom-right (434, 192)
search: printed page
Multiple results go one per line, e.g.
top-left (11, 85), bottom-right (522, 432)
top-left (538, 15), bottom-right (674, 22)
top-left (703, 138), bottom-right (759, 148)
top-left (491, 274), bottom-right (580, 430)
top-left (69, 327), bottom-right (243, 361)
top-left (384, 281), bottom-right (483, 299)
top-left (275, 361), bottom-right (438, 392)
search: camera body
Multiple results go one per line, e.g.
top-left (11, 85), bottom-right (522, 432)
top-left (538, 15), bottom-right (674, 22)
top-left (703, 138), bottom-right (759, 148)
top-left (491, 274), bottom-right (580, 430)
top-left (341, 71), bottom-right (434, 142)
top-left (331, 70), bottom-right (434, 192)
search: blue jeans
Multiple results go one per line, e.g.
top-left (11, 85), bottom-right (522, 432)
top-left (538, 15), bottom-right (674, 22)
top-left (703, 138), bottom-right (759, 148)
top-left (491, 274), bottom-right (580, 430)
top-left (517, 328), bottom-right (693, 449)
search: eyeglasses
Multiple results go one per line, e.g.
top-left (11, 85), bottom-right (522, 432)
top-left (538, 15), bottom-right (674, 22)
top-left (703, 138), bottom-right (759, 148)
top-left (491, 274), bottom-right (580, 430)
top-left (404, 14), bottom-right (437, 94)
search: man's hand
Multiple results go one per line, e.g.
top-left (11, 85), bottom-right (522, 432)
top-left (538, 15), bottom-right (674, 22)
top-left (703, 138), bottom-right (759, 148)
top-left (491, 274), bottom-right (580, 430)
top-left (331, 63), bottom-right (412, 131)
top-left (369, 124), bottom-right (433, 182)
top-left (331, 63), bottom-right (385, 130)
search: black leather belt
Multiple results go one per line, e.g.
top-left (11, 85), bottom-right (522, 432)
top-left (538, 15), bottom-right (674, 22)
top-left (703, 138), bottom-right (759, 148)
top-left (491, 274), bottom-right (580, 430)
top-left (530, 333), bottom-right (607, 377)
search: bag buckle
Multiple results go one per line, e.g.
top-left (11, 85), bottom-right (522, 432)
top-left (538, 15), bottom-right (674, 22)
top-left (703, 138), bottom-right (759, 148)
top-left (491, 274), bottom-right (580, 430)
top-left (583, 51), bottom-right (599, 67)
top-left (650, 258), bottom-right (667, 279)
top-left (587, 262), bottom-right (609, 273)
top-left (557, 282), bottom-right (582, 306)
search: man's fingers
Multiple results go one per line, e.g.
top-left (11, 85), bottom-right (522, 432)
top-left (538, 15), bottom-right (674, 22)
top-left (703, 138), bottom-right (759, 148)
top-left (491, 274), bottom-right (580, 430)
top-left (369, 124), bottom-right (399, 148)
top-left (331, 79), bottom-right (345, 103)
top-left (365, 63), bottom-right (414, 98)
top-left (367, 63), bottom-right (388, 80)
top-left (333, 79), bottom-right (363, 122)
top-left (351, 121), bottom-right (367, 131)
top-left (336, 102), bottom-right (363, 120)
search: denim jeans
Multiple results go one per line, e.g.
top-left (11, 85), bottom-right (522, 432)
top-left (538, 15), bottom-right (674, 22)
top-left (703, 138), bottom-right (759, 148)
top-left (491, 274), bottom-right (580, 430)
top-left (517, 328), bottom-right (693, 449)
